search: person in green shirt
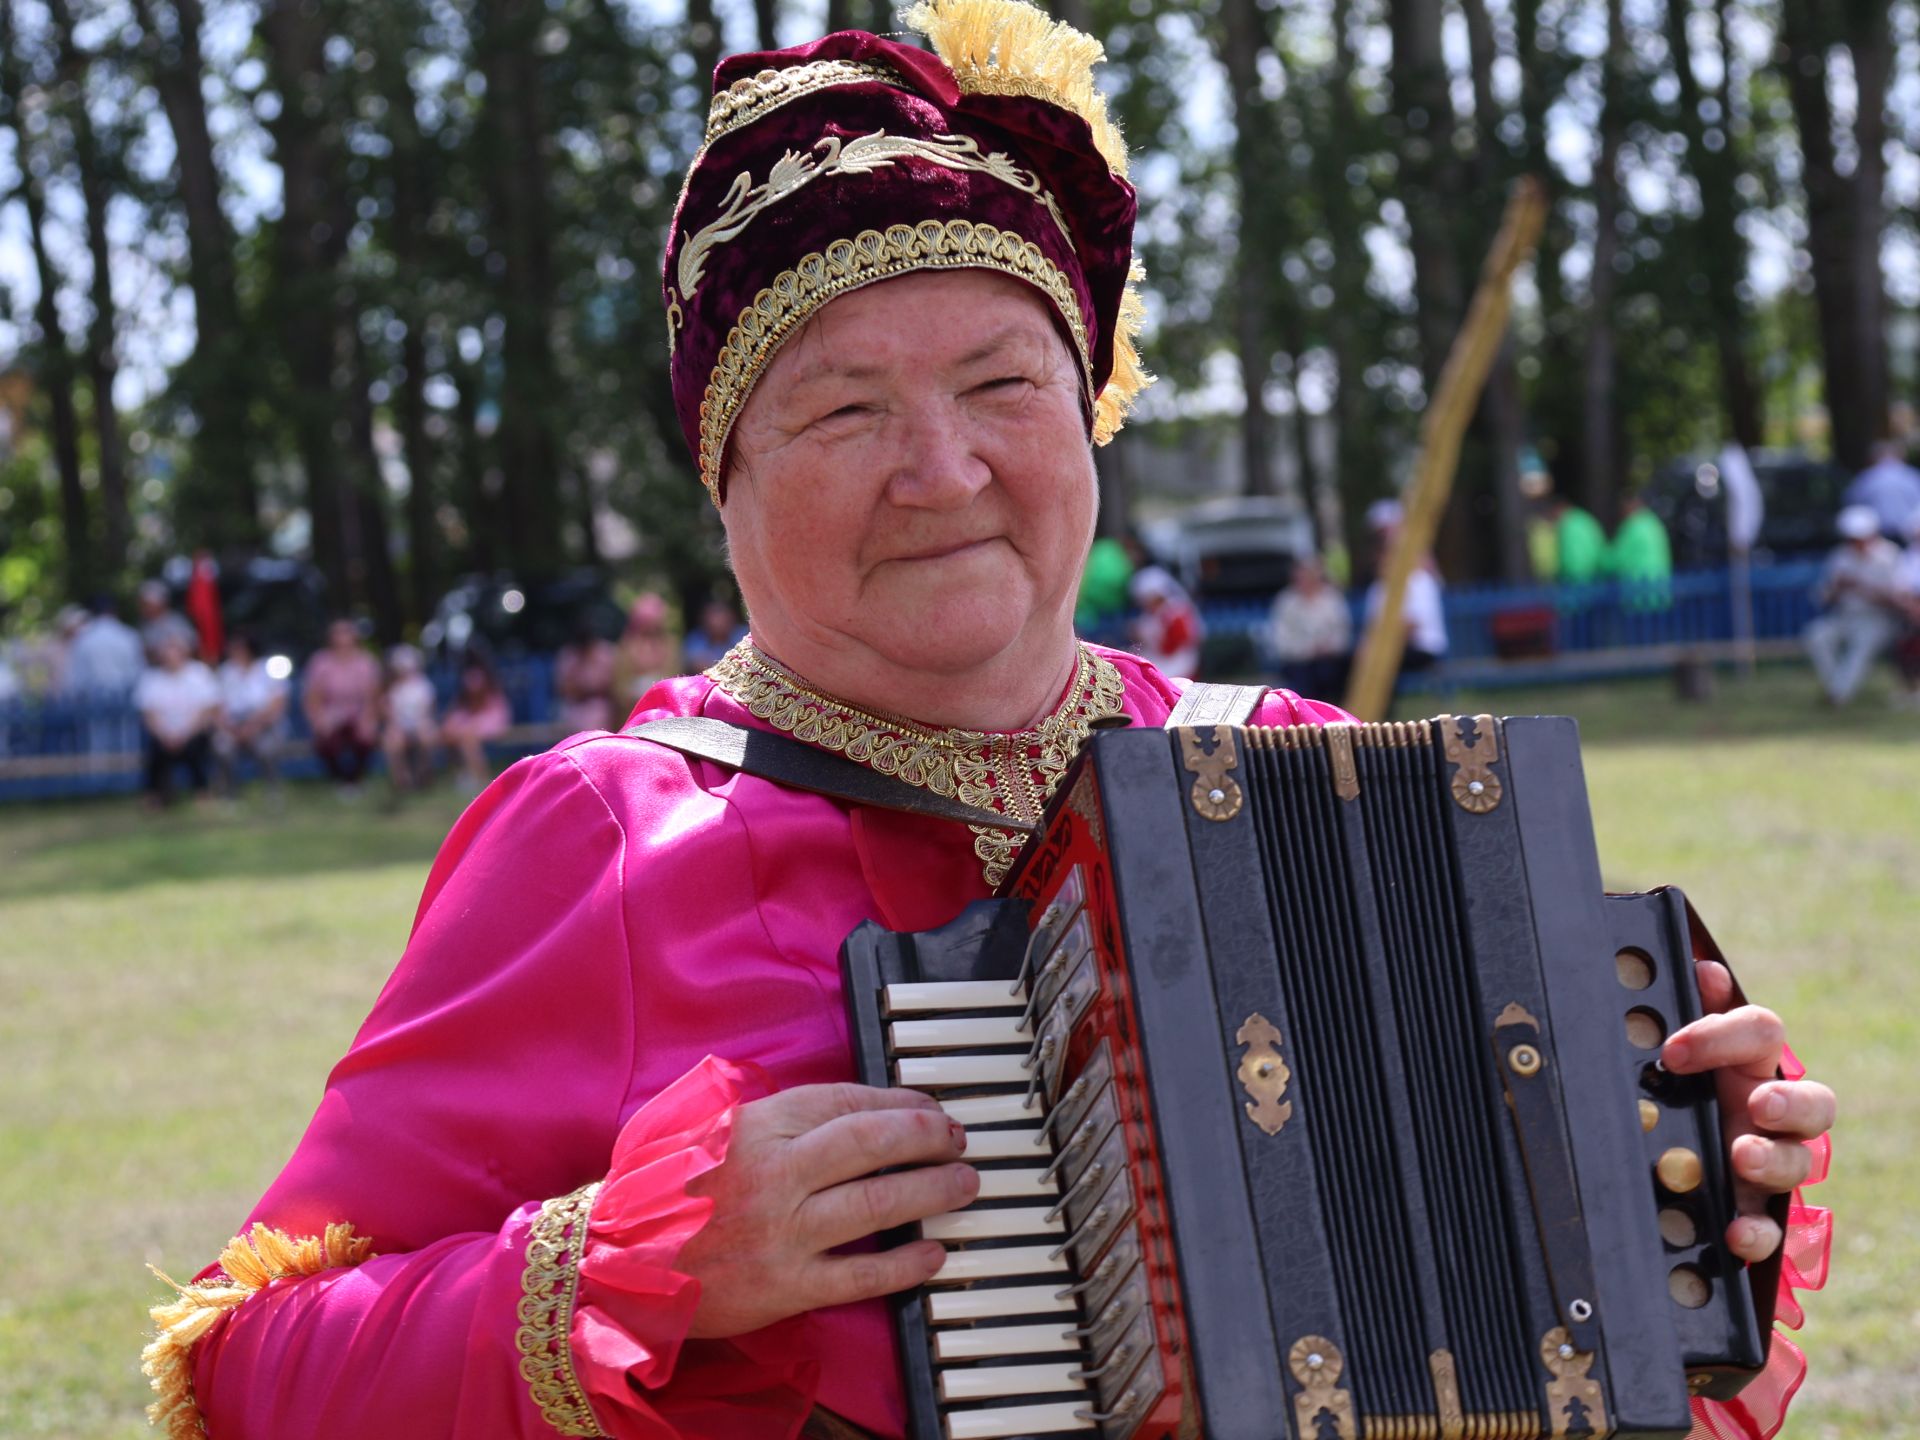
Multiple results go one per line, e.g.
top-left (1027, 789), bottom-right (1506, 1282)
top-left (1548, 495), bottom-right (1608, 586)
top-left (1610, 495), bottom-right (1673, 610)
top-left (1075, 533), bottom-right (1135, 634)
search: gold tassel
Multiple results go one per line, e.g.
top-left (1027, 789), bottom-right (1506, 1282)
top-left (141, 1223), bottom-right (374, 1440)
top-left (907, 0), bottom-right (1154, 436)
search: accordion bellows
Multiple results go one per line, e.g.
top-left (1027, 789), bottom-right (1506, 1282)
top-left (843, 716), bottom-right (1776, 1440)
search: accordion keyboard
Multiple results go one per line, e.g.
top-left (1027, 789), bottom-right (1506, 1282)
top-left (877, 871), bottom-right (1171, 1440)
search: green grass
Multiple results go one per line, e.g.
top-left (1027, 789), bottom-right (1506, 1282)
top-left (3, 667), bottom-right (1913, 1438)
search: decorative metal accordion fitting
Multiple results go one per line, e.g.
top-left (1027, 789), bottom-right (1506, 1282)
top-left (1429, 1349), bottom-right (1465, 1440)
top-left (1178, 725), bottom-right (1244, 821)
top-left (1439, 713), bottom-right (1504, 814)
top-left (1234, 1013), bottom-right (1293, 1136)
top-left (1288, 1336), bottom-right (1357, 1440)
top-left (1540, 1326), bottom-right (1608, 1438)
top-left (1326, 723), bottom-right (1360, 801)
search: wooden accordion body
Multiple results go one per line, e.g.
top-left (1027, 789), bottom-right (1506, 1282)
top-left (841, 717), bottom-right (1771, 1440)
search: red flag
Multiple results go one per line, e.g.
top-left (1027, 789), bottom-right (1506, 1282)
top-left (185, 551), bottom-right (224, 663)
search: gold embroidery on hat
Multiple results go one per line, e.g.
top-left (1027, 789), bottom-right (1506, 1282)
top-left (676, 131), bottom-right (1071, 311)
top-left (694, 218), bottom-right (1091, 502)
top-left (707, 641), bottom-right (1125, 887)
top-left (703, 59), bottom-right (904, 146)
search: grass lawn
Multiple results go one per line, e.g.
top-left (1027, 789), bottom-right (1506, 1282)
top-left (2, 665), bottom-right (1913, 1438)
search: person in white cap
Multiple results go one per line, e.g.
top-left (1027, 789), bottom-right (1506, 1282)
top-left (1804, 504), bottom-right (1905, 705)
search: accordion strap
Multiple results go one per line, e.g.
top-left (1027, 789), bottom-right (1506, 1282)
top-left (623, 715), bottom-right (1036, 834)
top-left (1166, 682), bottom-right (1268, 727)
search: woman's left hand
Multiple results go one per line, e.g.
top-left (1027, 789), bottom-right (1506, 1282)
top-left (1661, 959), bottom-right (1835, 1263)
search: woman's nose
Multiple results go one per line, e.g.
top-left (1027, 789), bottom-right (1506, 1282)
top-left (885, 403), bottom-right (992, 509)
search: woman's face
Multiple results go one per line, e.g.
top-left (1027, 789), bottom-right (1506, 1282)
top-left (720, 270), bottom-right (1098, 680)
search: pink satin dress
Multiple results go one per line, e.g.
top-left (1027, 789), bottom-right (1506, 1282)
top-left (185, 649), bottom-right (1826, 1440)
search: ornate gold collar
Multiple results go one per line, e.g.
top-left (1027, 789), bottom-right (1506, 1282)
top-left (706, 640), bottom-right (1126, 886)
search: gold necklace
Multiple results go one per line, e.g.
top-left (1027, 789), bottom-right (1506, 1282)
top-left (706, 640), bottom-right (1126, 886)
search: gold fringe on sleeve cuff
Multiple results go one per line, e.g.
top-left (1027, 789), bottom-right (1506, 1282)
top-left (516, 1181), bottom-right (609, 1437)
top-left (142, 1222), bottom-right (374, 1440)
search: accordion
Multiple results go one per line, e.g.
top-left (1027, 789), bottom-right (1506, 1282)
top-left (841, 716), bottom-right (1773, 1440)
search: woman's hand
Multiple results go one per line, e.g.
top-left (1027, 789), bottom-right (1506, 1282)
top-left (676, 1082), bottom-right (975, 1339)
top-left (1662, 960), bottom-right (1835, 1263)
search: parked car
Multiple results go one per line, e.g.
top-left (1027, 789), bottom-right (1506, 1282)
top-left (1139, 497), bottom-right (1317, 602)
top-left (1644, 450), bottom-right (1850, 570)
top-left (158, 553), bottom-right (331, 665)
top-left (421, 571), bottom-right (627, 660)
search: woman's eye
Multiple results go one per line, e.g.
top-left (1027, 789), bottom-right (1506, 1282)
top-left (815, 403), bottom-right (872, 427)
top-left (976, 376), bottom-right (1031, 395)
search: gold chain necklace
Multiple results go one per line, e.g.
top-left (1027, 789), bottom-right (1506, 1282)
top-left (706, 640), bottom-right (1126, 886)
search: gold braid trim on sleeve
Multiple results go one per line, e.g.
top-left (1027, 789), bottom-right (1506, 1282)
top-left (515, 1181), bottom-right (609, 1438)
top-left (142, 1222), bottom-right (375, 1440)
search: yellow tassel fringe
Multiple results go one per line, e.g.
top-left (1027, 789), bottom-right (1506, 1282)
top-left (907, 0), bottom-right (1155, 438)
top-left (142, 1222), bottom-right (373, 1440)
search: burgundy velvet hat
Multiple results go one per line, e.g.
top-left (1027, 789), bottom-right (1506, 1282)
top-left (665, 0), bottom-right (1151, 503)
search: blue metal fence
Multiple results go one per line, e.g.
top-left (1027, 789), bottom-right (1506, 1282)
top-left (0, 563), bottom-right (1830, 803)
top-left (0, 656), bottom-right (561, 803)
top-left (1198, 560), bottom-right (1824, 668)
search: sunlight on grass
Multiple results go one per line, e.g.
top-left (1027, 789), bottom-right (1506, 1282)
top-left (3, 673), bottom-right (1912, 1438)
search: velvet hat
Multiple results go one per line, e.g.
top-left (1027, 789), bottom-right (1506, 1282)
top-left (665, 0), bottom-right (1150, 503)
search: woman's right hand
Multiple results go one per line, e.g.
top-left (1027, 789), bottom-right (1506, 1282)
top-left (674, 1083), bottom-right (976, 1339)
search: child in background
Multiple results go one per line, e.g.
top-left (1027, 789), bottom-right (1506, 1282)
top-left (439, 654), bottom-right (512, 794)
top-left (381, 645), bottom-right (440, 793)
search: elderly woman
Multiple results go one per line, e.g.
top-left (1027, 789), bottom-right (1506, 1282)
top-left (145, 5), bottom-right (1832, 1440)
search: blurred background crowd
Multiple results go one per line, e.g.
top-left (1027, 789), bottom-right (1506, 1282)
top-left (0, 0), bottom-right (1919, 804)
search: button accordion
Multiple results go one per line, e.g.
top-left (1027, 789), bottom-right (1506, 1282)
top-left (841, 716), bottom-right (1775, 1440)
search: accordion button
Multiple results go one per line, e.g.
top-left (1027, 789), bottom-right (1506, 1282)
top-left (1656, 1147), bottom-right (1704, 1194)
top-left (1638, 1099), bottom-right (1660, 1132)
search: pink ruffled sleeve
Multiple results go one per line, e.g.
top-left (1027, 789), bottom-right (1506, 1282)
top-left (1687, 1044), bottom-right (1833, 1440)
top-left (568, 1056), bottom-right (818, 1440)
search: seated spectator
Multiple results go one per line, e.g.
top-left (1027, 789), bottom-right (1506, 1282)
top-left (1267, 556), bottom-right (1352, 701)
top-left (1128, 565), bottom-right (1203, 680)
top-left (1545, 491), bottom-right (1607, 587)
top-left (555, 622), bottom-right (618, 733)
top-left (1364, 560), bottom-right (1450, 676)
top-left (1844, 439), bottom-right (1920, 539)
top-left (440, 654), bottom-right (512, 794)
top-left (302, 618), bottom-right (382, 794)
top-left (213, 631), bottom-right (290, 799)
top-left (65, 595), bottom-right (144, 697)
top-left (681, 598), bottom-right (747, 674)
top-left (136, 579), bottom-right (197, 663)
top-left (380, 645), bottom-right (440, 793)
top-left (135, 633), bottom-right (221, 808)
top-left (1805, 506), bottom-right (1906, 706)
top-left (613, 593), bottom-right (677, 711)
top-left (1609, 493), bottom-right (1673, 610)
top-left (1891, 514), bottom-right (1920, 710)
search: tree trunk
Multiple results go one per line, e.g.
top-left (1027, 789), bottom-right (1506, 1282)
top-left (128, 0), bottom-right (260, 547)
top-left (1780, 0), bottom-right (1888, 470)
top-left (1666, 0), bottom-right (1762, 450)
top-left (1460, 0), bottom-right (1528, 581)
top-left (686, 0), bottom-right (723, 93)
top-left (477, 0), bottom-right (568, 576)
top-left (752, 0), bottom-right (778, 49)
top-left (1218, 0), bottom-right (1277, 496)
top-left (376, 37), bottom-right (441, 627)
top-left (1388, 0), bottom-right (1466, 394)
top-left (1513, 0), bottom-right (1579, 497)
top-left (1842, 0), bottom-right (1890, 455)
top-left (259, 0), bottom-right (352, 608)
top-left (0, 0), bottom-right (90, 598)
top-left (827, 0), bottom-right (852, 33)
top-left (345, 316), bottom-right (402, 641)
top-left (46, 0), bottom-right (128, 566)
top-left (1582, 0), bottom-right (1625, 524)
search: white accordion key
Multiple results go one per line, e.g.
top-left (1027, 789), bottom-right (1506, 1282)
top-left (886, 980), bottom-right (1027, 1014)
top-left (972, 1168), bottom-right (1057, 1200)
top-left (923, 1206), bottom-right (1062, 1241)
top-left (933, 1322), bottom-right (1080, 1360)
top-left (889, 1016), bottom-right (1029, 1051)
top-left (944, 1401), bottom-right (1095, 1438)
top-left (940, 1094), bottom-right (1036, 1127)
top-left (961, 1125), bottom-right (1049, 1160)
top-left (898, 1055), bottom-right (1030, 1088)
top-left (937, 1361), bottom-right (1087, 1401)
top-left (929, 1244), bottom-right (1068, 1282)
top-left (927, 1283), bottom-right (1076, 1322)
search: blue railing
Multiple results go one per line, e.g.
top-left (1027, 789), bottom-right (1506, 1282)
top-left (0, 562), bottom-right (1832, 802)
top-left (0, 656), bottom-right (561, 803)
top-left (1198, 560), bottom-right (1825, 668)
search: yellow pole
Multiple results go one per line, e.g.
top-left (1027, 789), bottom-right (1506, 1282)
top-left (1343, 177), bottom-right (1549, 722)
